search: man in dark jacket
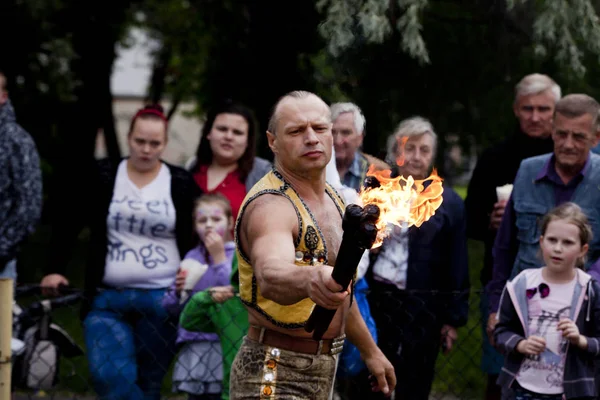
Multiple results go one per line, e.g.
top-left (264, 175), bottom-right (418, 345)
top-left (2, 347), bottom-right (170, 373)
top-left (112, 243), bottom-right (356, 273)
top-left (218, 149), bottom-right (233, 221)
top-left (465, 73), bottom-right (560, 399)
top-left (0, 70), bottom-right (43, 282)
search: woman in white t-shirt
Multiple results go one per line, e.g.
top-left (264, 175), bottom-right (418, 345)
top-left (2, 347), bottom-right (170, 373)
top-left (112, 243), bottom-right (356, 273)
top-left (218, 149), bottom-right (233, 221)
top-left (41, 105), bottom-right (200, 400)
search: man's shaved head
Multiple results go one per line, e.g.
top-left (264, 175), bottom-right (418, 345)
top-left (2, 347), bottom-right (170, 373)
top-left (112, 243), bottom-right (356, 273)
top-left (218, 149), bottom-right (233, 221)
top-left (267, 91), bottom-right (330, 135)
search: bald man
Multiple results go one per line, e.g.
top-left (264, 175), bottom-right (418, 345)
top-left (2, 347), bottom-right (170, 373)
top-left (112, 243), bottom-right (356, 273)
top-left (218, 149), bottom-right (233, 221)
top-left (230, 91), bottom-right (395, 399)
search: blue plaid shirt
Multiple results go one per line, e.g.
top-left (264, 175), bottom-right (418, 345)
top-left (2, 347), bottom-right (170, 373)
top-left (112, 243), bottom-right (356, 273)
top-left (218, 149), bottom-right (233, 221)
top-left (341, 152), bottom-right (369, 192)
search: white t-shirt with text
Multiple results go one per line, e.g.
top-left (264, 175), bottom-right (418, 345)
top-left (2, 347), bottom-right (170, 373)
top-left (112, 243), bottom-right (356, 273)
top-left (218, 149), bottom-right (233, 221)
top-left (103, 160), bottom-right (181, 289)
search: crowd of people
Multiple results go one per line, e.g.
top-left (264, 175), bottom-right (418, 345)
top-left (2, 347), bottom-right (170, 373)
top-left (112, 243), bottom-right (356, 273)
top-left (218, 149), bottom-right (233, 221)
top-left (3, 68), bottom-right (600, 400)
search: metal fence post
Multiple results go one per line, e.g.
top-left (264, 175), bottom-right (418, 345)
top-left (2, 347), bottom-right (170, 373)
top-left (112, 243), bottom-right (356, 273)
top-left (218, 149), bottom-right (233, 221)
top-left (0, 278), bottom-right (13, 398)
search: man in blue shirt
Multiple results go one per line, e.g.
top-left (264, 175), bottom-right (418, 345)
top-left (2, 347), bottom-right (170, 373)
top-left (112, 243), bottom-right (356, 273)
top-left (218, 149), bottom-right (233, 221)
top-left (331, 102), bottom-right (388, 191)
top-left (331, 102), bottom-right (369, 191)
top-left (488, 93), bottom-right (600, 334)
top-left (466, 73), bottom-right (560, 399)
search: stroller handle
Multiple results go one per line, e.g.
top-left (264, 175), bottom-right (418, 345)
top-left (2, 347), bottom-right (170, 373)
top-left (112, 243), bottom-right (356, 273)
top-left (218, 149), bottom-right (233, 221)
top-left (19, 291), bottom-right (84, 319)
top-left (15, 283), bottom-right (80, 298)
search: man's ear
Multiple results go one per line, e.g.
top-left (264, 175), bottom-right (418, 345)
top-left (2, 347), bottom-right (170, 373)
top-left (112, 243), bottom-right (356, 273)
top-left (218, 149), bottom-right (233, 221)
top-left (512, 99), bottom-right (522, 119)
top-left (267, 131), bottom-right (277, 155)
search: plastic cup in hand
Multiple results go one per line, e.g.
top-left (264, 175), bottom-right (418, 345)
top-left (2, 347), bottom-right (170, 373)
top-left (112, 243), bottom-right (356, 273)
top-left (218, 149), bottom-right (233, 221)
top-left (179, 259), bottom-right (208, 304)
top-left (496, 184), bottom-right (513, 202)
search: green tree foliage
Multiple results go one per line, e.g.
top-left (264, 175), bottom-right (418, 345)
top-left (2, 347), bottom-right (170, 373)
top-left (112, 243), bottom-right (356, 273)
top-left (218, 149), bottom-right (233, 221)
top-left (315, 0), bottom-right (600, 166)
top-left (5, 0), bottom-right (600, 185)
top-left (318, 0), bottom-right (600, 77)
top-left (507, 0), bottom-right (600, 76)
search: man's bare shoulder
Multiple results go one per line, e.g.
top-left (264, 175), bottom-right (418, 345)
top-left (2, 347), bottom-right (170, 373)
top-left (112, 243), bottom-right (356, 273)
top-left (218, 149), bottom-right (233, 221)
top-left (241, 193), bottom-right (298, 234)
top-left (244, 193), bottom-right (295, 216)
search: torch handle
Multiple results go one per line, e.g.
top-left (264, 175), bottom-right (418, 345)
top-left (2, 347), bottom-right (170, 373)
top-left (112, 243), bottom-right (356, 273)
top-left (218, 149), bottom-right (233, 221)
top-left (330, 239), bottom-right (366, 289)
top-left (303, 307), bottom-right (337, 341)
top-left (304, 235), bottom-right (366, 340)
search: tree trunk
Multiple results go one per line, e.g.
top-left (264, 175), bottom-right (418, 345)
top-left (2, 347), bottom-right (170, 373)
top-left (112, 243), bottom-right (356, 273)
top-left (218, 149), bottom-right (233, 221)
top-left (48, 2), bottom-right (130, 214)
top-left (147, 45), bottom-right (172, 104)
top-left (102, 77), bottom-right (121, 163)
top-left (167, 94), bottom-right (181, 121)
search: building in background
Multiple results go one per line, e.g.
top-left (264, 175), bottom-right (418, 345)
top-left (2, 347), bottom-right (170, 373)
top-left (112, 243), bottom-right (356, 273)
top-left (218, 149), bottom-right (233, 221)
top-left (95, 28), bottom-right (202, 166)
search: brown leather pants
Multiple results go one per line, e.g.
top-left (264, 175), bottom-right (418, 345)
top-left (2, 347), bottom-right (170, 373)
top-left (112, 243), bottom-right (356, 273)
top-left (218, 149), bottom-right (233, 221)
top-left (230, 336), bottom-right (339, 399)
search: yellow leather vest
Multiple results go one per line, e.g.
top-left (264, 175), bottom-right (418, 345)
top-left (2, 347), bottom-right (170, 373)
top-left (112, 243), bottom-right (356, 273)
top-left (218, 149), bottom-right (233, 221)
top-left (235, 169), bottom-right (346, 328)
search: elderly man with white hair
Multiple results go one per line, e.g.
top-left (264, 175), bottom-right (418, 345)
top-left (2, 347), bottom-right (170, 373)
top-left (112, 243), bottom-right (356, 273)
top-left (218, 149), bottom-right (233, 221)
top-left (331, 102), bottom-right (388, 192)
top-left (464, 73), bottom-right (561, 400)
top-left (361, 116), bottom-right (469, 400)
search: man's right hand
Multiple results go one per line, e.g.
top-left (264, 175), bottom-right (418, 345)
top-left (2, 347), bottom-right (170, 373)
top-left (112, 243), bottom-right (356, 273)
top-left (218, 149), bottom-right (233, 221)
top-left (489, 200), bottom-right (508, 230)
top-left (40, 274), bottom-right (69, 296)
top-left (487, 312), bottom-right (498, 345)
top-left (307, 266), bottom-right (349, 310)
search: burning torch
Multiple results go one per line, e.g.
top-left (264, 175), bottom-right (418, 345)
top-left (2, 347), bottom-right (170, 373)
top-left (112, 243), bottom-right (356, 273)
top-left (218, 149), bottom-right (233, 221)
top-left (304, 166), bottom-right (444, 340)
top-left (304, 181), bottom-right (381, 340)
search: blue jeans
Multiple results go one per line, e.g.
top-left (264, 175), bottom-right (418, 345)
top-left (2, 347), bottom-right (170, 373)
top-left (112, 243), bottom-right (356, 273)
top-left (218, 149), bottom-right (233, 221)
top-left (84, 288), bottom-right (178, 400)
top-left (513, 384), bottom-right (562, 400)
top-left (0, 259), bottom-right (17, 279)
top-left (0, 259), bottom-right (17, 292)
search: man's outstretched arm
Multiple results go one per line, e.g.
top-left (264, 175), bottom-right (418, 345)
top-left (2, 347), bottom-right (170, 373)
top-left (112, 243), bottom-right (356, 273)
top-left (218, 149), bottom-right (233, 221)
top-left (242, 195), bottom-right (347, 309)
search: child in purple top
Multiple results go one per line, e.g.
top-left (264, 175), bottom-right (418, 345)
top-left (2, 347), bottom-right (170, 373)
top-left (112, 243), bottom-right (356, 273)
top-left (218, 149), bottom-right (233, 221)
top-left (162, 193), bottom-right (235, 400)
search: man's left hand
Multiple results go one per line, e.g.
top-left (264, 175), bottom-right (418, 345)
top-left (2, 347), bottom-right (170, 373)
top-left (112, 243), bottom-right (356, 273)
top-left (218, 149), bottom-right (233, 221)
top-left (363, 348), bottom-right (396, 397)
top-left (441, 324), bottom-right (458, 355)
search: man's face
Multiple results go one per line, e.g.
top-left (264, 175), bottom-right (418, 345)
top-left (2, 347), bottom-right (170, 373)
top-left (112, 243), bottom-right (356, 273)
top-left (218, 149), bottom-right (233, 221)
top-left (0, 76), bottom-right (7, 106)
top-left (267, 95), bottom-right (333, 177)
top-left (396, 133), bottom-right (435, 180)
top-left (552, 112), bottom-right (599, 174)
top-left (513, 89), bottom-right (556, 138)
top-left (332, 112), bottom-right (363, 166)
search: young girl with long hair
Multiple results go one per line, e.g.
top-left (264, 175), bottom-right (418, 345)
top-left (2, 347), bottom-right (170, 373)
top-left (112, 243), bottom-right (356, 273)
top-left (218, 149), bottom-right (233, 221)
top-left (495, 202), bottom-right (600, 400)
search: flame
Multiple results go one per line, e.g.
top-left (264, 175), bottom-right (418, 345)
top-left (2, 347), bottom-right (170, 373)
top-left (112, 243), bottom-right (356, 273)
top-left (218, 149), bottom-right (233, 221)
top-left (395, 136), bottom-right (409, 166)
top-left (358, 137), bottom-right (444, 248)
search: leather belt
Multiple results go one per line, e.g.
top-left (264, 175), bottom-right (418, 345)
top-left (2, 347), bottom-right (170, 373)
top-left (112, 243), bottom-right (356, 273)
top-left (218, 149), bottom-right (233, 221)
top-left (248, 326), bottom-right (345, 356)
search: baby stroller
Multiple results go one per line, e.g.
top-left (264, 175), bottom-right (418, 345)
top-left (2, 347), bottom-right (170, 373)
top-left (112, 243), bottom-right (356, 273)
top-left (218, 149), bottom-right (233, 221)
top-left (11, 285), bottom-right (84, 391)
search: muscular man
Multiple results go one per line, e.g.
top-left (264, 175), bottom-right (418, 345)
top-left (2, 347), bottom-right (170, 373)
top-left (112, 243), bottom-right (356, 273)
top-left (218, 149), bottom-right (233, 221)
top-left (231, 91), bottom-right (395, 399)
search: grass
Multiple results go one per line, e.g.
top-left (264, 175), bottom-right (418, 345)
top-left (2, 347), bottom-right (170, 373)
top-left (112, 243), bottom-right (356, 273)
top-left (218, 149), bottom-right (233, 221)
top-left (15, 185), bottom-right (489, 399)
top-left (453, 185), bottom-right (468, 200)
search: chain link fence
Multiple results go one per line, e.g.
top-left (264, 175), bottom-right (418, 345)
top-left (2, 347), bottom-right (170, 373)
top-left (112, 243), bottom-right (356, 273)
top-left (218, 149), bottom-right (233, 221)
top-left (9, 285), bottom-right (499, 400)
